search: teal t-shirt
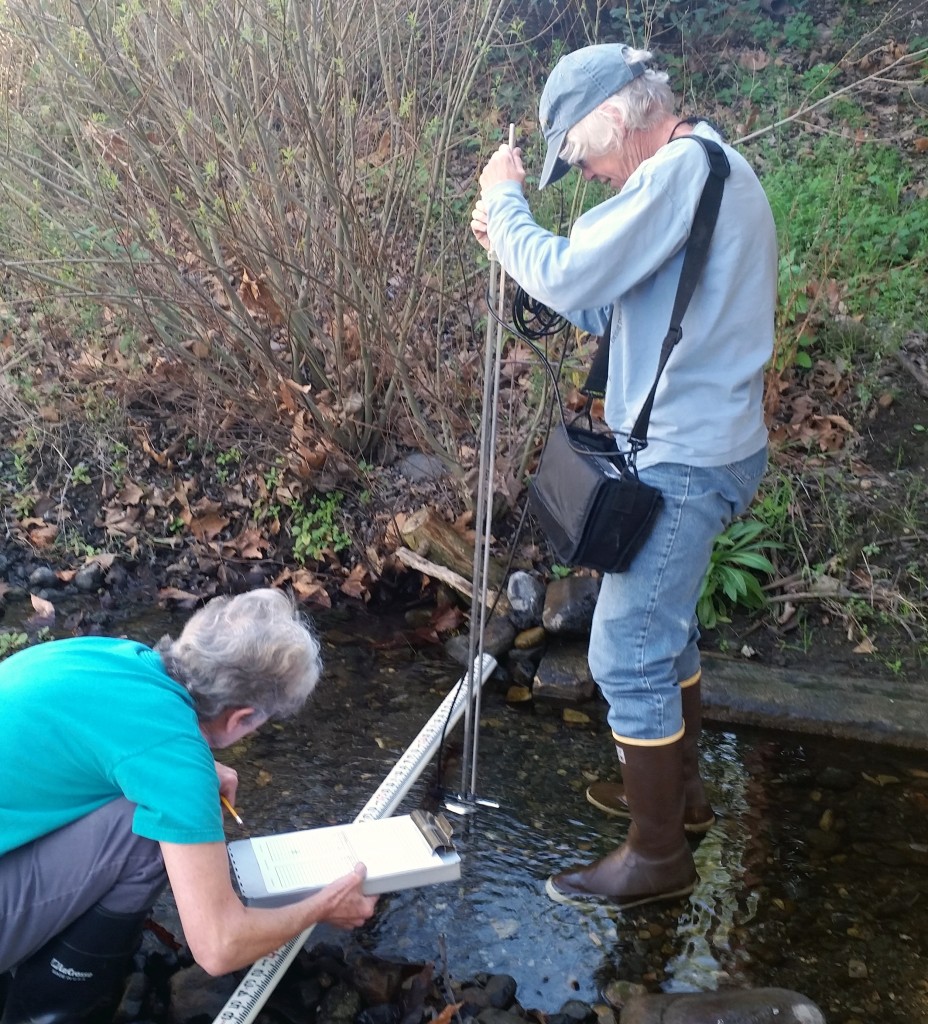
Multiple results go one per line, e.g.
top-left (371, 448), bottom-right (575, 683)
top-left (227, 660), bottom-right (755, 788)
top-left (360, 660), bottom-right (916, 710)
top-left (0, 636), bottom-right (225, 855)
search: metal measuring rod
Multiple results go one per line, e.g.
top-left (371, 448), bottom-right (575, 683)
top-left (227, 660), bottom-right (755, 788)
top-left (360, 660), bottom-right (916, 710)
top-left (211, 653), bottom-right (497, 1024)
top-left (457, 123), bottom-right (516, 810)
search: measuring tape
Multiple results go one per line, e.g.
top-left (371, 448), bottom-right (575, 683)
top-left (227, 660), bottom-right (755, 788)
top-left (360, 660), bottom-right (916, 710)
top-left (212, 653), bottom-right (497, 1024)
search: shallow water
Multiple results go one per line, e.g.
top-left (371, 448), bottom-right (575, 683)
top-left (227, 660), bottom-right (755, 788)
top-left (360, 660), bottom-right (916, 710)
top-left (213, 608), bottom-right (928, 1022)
top-left (7, 600), bottom-right (928, 1020)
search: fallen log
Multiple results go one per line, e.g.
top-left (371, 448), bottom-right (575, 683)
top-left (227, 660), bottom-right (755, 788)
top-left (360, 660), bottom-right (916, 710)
top-left (398, 507), bottom-right (506, 590)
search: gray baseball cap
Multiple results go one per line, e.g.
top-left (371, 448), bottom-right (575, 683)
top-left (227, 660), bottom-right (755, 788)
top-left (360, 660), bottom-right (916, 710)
top-left (537, 44), bottom-right (648, 189)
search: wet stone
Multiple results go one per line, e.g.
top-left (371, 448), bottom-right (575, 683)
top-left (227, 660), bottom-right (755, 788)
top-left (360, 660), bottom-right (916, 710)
top-left (619, 987), bottom-right (826, 1024)
top-left (484, 973), bottom-right (518, 1009)
top-left (475, 1009), bottom-right (527, 1024)
top-left (507, 646), bottom-right (544, 687)
top-left (557, 997), bottom-right (597, 1021)
top-left (506, 571), bottom-right (546, 630)
top-left (446, 617), bottom-right (516, 664)
top-left (356, 1006), bottom-right (402, 1024)
top-left (513, 626), bottom-right (546, 650)
top-left (316, 981), bottom-right (362, 1024)
top-left (542, 576), bottom-right (600, 636)
top-left (348, 954), bottom-right (409, 1005)
top-left (74, 561), bottom-right (105, 593)
top-left (167, 963), bottom-right (240, 1022)
top-left (533, 643), bottom-right (595, 703)
top-left (28, 566), bottom-right (59, 589)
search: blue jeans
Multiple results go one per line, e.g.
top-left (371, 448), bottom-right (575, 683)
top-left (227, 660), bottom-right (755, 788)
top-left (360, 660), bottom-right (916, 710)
top-left (588, 447), bottom-right (768, 742)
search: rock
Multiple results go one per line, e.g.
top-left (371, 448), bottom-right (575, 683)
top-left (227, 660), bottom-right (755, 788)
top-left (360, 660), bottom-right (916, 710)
top-left (506, 645), bottom-right (544, 687)
top-left (601, 979), bottom-right (648, 1012)
top-left (74, 562), bottom-right (105, 593)
top-left (357, 1005), bottom-right (402, 1024)
top-left (460, 984), bottom-right (492, 1014)
top-left (557, 998), bottom-right (597, 1021)
top-left (167, 963), bottom-right (241, 1022)
top-left (475, 1009), bottom-right (527, 1024)
top-left (445, 617), bottom-right (516, 665)
top-left (506, 571), bottom-right (546, 630)
top-left (533, 643), bottom-right (595, 702)
top-left (618, 988), bottom-right (826, 1024)
top-left (543, 577), bottom-right (600, 636)
top-left (28, 566), bottom-right (59, 589)
top-left (848, 959), bottom-right (868, 979)
top-left (316, 981), bottom-right (362, 1024)
top-left (505, 684), bottom-right (532, 703)
top-left (484, 973), bottom-right (518, 1009)
top-left (513, 626), bottom-right (546, 650)
top-left (396, 453), bottom-right (449, 483)
top-left (347, 953), bottom-right (418, 1005)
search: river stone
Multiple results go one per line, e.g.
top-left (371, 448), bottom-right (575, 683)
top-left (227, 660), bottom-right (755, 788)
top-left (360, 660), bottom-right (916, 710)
top-left (475, 1010), bottom-right (527, 1024)
top-left (167, 964), bottom-right (240, 1022)
top-left (74, 561), bottom-right (105, 593)
top-left (557, 998), bottom-right (597, 1021)
top-left (533, 643), bottom-right (595, 702)
top-left (396, 452), bottom-right (449, 482)
top-left (348, 954), bottom-right (408, 1005)
top-left (445, 617), bottom-right (516, 665)
top-left (618, 988), bottom-right (826, 1024)
top-left (542, 577), bottom-right (600, 636)
top-left (506, 571), bottom-right (546, 629)
top-left (460, 985), bottom-right (493, 1014)
top-left (507, 645), bottom-right (544, 687)
top-left (28, 566), bottom-right (59, 589)
top-left (317, 981), bottom-right (362, 1024)
top-left (484, 973), bottom-right (518, 1009)
top-left (513, 626), bottom-right (546, 650)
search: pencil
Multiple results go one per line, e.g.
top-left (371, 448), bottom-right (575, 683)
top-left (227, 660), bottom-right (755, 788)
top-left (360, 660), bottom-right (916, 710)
top-left (221, 795), bottom-right (244, 825)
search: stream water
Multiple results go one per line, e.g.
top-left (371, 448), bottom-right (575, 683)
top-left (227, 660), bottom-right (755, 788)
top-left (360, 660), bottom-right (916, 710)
top-left (5, 599), bottom-right (928, 1022)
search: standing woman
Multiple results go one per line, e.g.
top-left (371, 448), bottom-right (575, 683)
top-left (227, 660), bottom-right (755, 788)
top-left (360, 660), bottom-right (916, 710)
top-left (471, 43), bottom-right (776, 908)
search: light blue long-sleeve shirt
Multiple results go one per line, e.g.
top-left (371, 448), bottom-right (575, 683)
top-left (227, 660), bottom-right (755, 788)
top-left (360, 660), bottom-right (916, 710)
top-left (484, 123), bottom-right (776, 468)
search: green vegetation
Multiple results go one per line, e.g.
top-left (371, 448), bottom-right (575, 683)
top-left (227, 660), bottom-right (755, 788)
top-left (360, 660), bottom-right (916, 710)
top-left (697, 520), bottom-right (780, 629)
top-left (289, 493), bottom-right (352, 565)
top-left (0, 0), bottom-right (925, 655)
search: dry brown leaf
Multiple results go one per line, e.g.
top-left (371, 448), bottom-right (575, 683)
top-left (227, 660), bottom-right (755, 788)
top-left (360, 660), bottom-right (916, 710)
top-left (157, 587), bottom-right (201, 608)
top-left (27, 523), bottom-right (59, 548)
top-left (117, 481), bottom-right (146, 506)
top-left (86, 553), bottom-right (117, 571)
top-left (223, 528), bottom-right (270, 560)
top-left (340, 563), bottom-right (372, 601)
top-left (30, 593), bottom-right (56, 619)
top-left (189, 513), bottom-right (230, 543)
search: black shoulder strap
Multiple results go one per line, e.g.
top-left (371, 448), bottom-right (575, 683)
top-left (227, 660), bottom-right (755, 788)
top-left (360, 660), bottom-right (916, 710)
top-left (580, 136), bottom-right (730, 452)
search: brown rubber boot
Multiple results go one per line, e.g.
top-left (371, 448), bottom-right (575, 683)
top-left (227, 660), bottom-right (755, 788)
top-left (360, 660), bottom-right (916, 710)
top-left (547, 738), bottom-right (697, 909)
top-left (585, 679), bottom-right (716, 834)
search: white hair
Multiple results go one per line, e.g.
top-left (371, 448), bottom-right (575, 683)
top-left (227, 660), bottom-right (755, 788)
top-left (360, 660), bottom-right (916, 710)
top-left (156, 588), bottom-right (322, 722)
top-left (559, 47), bottom-right (674, 167)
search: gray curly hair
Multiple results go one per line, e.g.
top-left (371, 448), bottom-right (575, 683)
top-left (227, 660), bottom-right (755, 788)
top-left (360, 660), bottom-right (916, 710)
top-left (155, 588), bottom-right (322, 722)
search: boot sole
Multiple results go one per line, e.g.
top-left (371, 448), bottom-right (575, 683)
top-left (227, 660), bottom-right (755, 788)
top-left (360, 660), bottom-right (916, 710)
top-left (585, 786), bottom-right (716, 834)
top-left (545, 875), bottom-right (696, 910)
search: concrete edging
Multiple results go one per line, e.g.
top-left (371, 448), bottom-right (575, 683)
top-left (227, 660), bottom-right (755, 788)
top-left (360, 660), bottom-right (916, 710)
top-left (701, 654), bottom-right (927, 750)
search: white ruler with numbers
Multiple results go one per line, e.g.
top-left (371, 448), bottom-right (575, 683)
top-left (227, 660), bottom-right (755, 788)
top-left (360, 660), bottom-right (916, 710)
top-left (212, 653), bottom-right (496, 1024)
